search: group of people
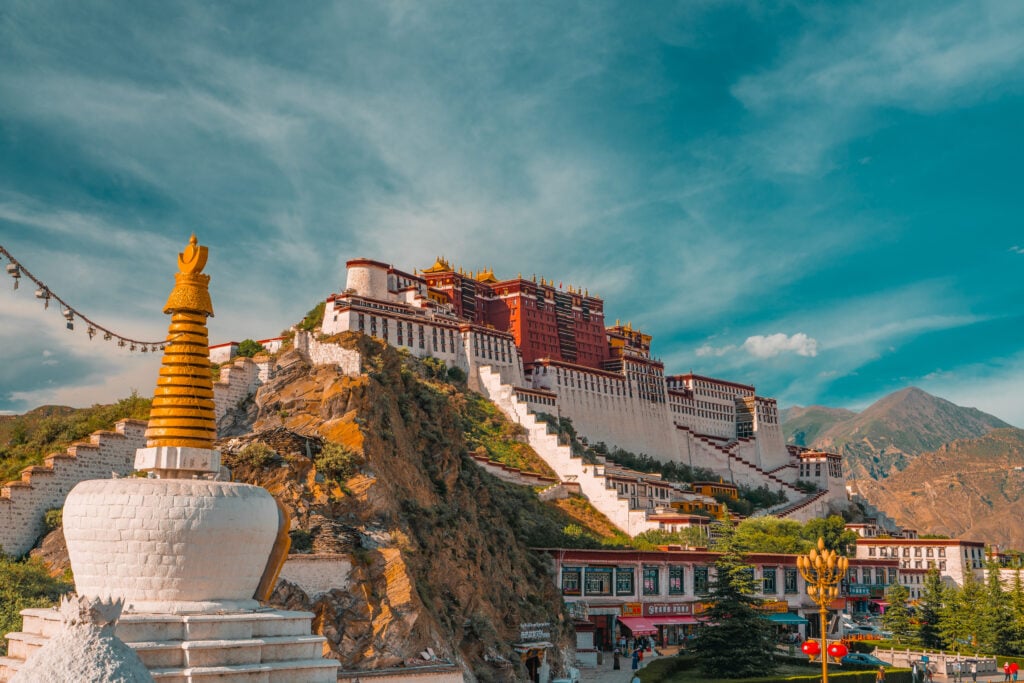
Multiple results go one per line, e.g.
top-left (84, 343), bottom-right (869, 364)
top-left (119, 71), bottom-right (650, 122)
top-left (611, 635), bottom-right (654, 671)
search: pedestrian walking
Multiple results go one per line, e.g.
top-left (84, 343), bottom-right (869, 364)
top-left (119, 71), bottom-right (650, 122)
top-left (971, 661), bottom-right (978, 683)
top-left (631, 647), bottom-right (639, 671)
top-left (877, 666), bottom-right (886, 683)
top-left (613, 649), bottom-right (620, 671)
top-left (1010, 662), bottom-right (1019, 682)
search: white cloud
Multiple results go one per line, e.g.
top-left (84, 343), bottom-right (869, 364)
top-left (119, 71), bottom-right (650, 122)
top-left (696, 332), bottom-right (818, 359)
top-left (1011, 246), bottom-right (1024, 255)
top-left (743, 333), bottom-right (819, 358)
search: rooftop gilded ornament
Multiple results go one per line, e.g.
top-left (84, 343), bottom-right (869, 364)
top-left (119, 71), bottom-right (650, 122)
top-left (143, 234), bottom-right (217, 454)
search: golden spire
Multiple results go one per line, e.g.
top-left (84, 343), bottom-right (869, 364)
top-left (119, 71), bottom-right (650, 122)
top-left (144, 234), bottom-right (217, 450)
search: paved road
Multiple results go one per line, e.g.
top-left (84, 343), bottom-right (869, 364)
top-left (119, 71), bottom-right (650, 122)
top-left (581, 649), bottom-right (663, 682)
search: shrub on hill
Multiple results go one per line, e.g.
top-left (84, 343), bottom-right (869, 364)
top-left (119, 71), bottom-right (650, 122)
top-left (0, 392), bottom-right (152, 484)
top-left (0, 556), bottom-right (72, 656)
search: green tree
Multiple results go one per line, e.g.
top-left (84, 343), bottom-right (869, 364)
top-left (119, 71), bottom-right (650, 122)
top-left (801, 516), bottom-right (859, 555)
top-left (732, 517), bottom-right (809, 554)
top-left (1008, 570), bottom-right (1024, 654)
top-left (694, 523), bottom-right (776, 677)
top-left (882, 582), bottom-right (914, 643)
top-left (236, 339), bottom-right (266, 358)
top-left (979, 560), bottom-right (1012, 654)
top-left (918, 569), bottom-right (946, 649)
top-left (0, 557), bottom-right (72, 655)
top-left (940, 570), bottom-right (984, 650)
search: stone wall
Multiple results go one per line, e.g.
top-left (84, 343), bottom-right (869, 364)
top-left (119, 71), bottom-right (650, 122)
top-left (337, 666), bottom-right (463, 683)
top-left (213, 356), bottom-right (273, 422)
top-left (278, 553), bottom-right (353, 600)
top-left (0, 419), bottom-right (147, 557)
top-left (294, 331), bottom-right (361, 375)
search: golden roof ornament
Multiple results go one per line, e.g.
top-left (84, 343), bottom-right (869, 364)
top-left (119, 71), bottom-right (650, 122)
top-left (144, 233), bottom-right (217, 451)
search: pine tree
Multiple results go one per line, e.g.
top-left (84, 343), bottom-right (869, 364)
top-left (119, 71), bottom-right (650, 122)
top-left (941, 570), bottom-right (985, 651)
top-left (918, 569), bottom-right (946, 649)
top-left (979, 560), bottom-right (1012, 654)
top-left (695, 523), bottom-right (776, 678)
top-left (1008, 570), bottom-right (1024, 654)
top-left (882, 582), bottom-right (913, 643)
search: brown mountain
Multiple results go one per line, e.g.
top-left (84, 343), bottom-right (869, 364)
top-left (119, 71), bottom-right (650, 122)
top-left (851, 428), bottom-right (1024, 547)
top-left (783, 387), bottom-right (1011, 480)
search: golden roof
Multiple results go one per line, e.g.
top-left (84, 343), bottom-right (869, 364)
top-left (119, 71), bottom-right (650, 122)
top-left (144, 234), bottom-right (217, 450)
top-left (475, 267), bottom-right (498, 284)
top-left (422, 256), bottom-right (453, 273)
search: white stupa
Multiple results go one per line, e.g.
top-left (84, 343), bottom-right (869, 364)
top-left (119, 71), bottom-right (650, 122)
top-left (1, 236), bottom-right (338, 682)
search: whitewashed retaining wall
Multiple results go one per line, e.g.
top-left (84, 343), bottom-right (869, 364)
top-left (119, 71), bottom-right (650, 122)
top-left (337, 666), bottom-right (463, 683)
top-left (0, 419), bottom-right (147, 557)
top-left (213, 356), bottom-right (273, 422)
top-left (477, 367), bottom-right (657, 535)
top-left (278, 554), bottom-right (353, 599)
top-left (294, 331), bottom-right (361, 375)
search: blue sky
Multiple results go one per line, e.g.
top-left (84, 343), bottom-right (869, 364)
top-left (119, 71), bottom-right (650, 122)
top-left (1, 1), bottom-right (1022, 425)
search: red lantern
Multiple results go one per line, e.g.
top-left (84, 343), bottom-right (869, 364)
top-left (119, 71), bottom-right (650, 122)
top-left (827, 642), bottom-right (849, 659)
top-left (802, 641), bottom-right (820, 657)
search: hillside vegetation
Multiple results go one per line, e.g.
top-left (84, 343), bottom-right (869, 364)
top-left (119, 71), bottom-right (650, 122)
top-left (0, 393), bottom-right (151, 484)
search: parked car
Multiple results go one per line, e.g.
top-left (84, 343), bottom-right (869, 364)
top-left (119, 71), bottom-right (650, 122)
top-left (845, 625), bottom-right (892, 638)
top-left (842, 653), bottom-right (892, 668)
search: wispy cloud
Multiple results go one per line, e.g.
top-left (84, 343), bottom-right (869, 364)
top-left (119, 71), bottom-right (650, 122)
top-left (697, 332), bottom-right (818, 359)
top-left (731, 1), bottom-right (1024, 174)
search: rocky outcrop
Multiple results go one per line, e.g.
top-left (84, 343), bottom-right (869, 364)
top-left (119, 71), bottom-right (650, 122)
top-left (221, 336), bottom-right (574, 680)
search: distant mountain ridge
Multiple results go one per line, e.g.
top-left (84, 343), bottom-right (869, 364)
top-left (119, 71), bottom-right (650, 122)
top-left (782, 387), bottom-right (1010, 480)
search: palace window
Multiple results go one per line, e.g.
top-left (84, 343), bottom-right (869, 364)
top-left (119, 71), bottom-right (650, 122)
top-left (669, 566), bottom-right (684, 595)
top-left (888, 568), bottom-right (898, 584)
top-left (584, 567), bottom-right (613, 596)
top-left (915, 548), bottom-right (922, 557)
top-left (869, 547), bottom-right (877, 557)
top-left (938, 548), bottom-right (946, 558)
top-left (561, 567), bottom-right (581, 595)
top-left (358, 313), bottom-right (365, 332)
top-left (694, 567), bottom-right (710, 595)
top-left (763, 568), bottom-right (777, 594)
top-left (875, 568), bottom-right (885, 585)
top-left (370, 317), bottom-right (377, 337)
top-left (784, 568), bottom-right (798, 594)
top-left (616, 567), bottom-right (635, 596)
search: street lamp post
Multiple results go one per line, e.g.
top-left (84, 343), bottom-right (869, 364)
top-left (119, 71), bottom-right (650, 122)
top-left (797, 537), bottom-right (850, 683)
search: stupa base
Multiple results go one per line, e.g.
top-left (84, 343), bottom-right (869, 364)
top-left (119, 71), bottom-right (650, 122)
top-left (1, 607), bottom-right (338, 683)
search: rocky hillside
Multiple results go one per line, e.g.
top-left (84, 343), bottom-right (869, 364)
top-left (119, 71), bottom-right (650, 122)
top-left (851, 428), bottom-right (1024, 547)
top-left (782, 387), bottom-right (1010, 479)
top-left (215, 334), bottom-right (608, 680)
top-left (781, 405), bottom-right (857, 447)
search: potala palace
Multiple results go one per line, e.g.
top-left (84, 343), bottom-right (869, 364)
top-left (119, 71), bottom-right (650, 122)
top-left (318, 257), bottom-right (848, 529)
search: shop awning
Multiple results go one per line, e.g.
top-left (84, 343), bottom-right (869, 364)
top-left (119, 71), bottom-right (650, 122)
top-left (652, 615), bottom-right (698, 626)
top-left (617, 617), bottom-right (659, 635)
top-left (764, 613), bottom-right (809, 625)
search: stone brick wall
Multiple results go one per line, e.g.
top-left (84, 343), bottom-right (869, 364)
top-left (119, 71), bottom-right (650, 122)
top-left (278, 554), bottom-right (353, 599)
top-left (0, 419), bottom-right (147, 557)
top-left (213, 356), bottom-right (273, 422)
top-left (294, 332), bottom-right (361, 375)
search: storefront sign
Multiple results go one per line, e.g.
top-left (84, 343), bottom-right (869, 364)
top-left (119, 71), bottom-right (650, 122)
top-left (519, 622), bottom-right (551, 641)
top-left (848, 585), bottom-right (870, 596)
top-left (643, 602), bottom-right (692, 617)
top-left (757, 600), bottom-right (791, 613)
top-left (828, 598), bottom-right (846, 610)
top-left (693, 602), bottom-right (712, 615)
top-left (621, 603), bottom-right (642, 617)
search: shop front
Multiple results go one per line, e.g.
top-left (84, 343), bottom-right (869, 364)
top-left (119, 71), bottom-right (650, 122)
top-left (617, 602), bottom-right (698, 648)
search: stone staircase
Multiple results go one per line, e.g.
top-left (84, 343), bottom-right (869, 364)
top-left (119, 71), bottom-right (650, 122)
top-left (756, 489), bottom-right (830, 521)
top-left (0, 608), bottom-right (338, 683)
top-left (676, 425), bottom-right (802, 494)
top-left (476, 366), bottom-right (659, 535)
top-left (0, 418), bottom-right (148, 558)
